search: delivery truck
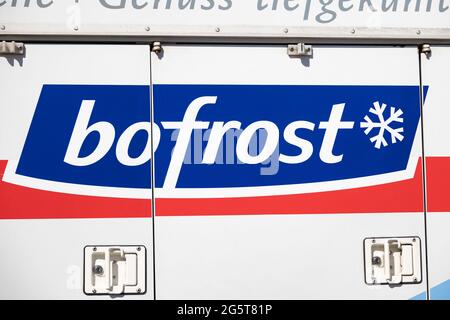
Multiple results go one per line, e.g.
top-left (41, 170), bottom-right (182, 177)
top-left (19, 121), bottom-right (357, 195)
top-left (1, 0), bottom-right (450, 300)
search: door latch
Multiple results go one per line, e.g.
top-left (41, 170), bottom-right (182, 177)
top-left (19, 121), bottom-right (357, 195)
top-left (84, 246), bottom-right (146, 295)
top-left (364, 237), bottom-right (421, 285)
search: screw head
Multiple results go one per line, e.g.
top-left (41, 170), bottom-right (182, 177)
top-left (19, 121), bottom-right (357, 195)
top-left (137, 288), bottom-right (142, 293)
top-left (413, 277), bottom-right (418, 282)
top-left (283, 28), bottom-right (289, 34)
top-left (351, 28), bottom-right (356, 34)
top-left (372, 256), bottom-right (382, 266)
top-left (93, 265), bottom-right (104, 275)
top-left (137, 247), bottom-right (141, 251)
top-left (417, 30), bottom-right (421, 35)
top-left (93, 247), bottom-right (97, 252)
top-left (215, 27), bottom-right (220, 32)
top-left (145, 26), bottom-right (150, 31)
top-left (92, 289), bottom-right (97, 294)
top-left (73, 26), bottom-right (79, 31)
top-left (0, 25), bottom-right (5, 31)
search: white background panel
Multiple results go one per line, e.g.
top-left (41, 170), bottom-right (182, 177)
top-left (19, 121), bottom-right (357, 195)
top-left (0, 219), bottom-right (152, 300)
top-left (422, 45), bottom-right (450, 299)
top-left (427, 214), bottom-right (450, 297)
top-left (152, 45), bottom-right (420, 85)
top-left (1, 1), bottom-right (450, 36)
top-left (155, 214), bottom-right (426, 299)
top-left (0, 44), bottom-right (153, 299)
top-left (153, 45), bottom-right (426, 299)
top-left (422, 46), bottom-right (450, 156)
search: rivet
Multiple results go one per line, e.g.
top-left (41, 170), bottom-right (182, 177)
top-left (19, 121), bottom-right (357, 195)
top-left (283, 28), bottom-right (289, 34)
top-left (0, 25), bottom-right (5, 31)
top-left (145, 26), bottom-right (150, 32)
top-left (215, 27), bottom-right (220, 32)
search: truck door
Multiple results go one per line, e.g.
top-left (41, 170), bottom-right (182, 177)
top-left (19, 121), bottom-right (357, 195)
top-left (0, 44), bottom-right (153, 299)
top-left (152, 45), bottom-right (427, 299)
top-left (421, 45), bottom-right (450, 300)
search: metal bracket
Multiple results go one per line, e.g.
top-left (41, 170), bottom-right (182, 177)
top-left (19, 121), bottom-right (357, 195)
top-left (287, 43), bottom-right (313, 57)
top-left (0, 41), bottom-right (24, 55)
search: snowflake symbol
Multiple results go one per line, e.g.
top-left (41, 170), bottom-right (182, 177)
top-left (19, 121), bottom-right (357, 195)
top-left (360, 101), bottom-right (404, 149)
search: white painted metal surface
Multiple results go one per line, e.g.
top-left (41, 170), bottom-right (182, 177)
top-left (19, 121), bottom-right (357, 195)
top-left (152, 44), bottom-right (427, 299)
top-left (0, 219), bottom-right (152, 299)
top-left (422, 45), bottom-right (450, 300)
top-left (1, 41), bottom-right (449, 300)
top-left (0, 1), bottom-right (450, 41)
top-left (0, 44), bottom-right (153, 300)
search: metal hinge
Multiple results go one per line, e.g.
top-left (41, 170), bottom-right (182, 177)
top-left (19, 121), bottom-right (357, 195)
top-left (151, 41), bottom-right (162, 54)
top-left (287, 43), bottom-right (313, 57)
top-left (0, 41), bottom-right (24, 55)
top-left (420, 44), bottom-right (431, 56)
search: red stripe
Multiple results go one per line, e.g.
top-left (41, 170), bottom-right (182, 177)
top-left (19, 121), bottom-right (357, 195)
top-left (156, 160), bottom-right (424, 216)
top-left (0, 161), bottom-right (151, 219)
top-left (4, 158), bottom-right (450, 219)
top-left (426, 157), bottom-right (450, 213)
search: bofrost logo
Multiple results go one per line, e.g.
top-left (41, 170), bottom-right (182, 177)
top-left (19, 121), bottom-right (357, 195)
top-left (360, 101), bottom-right (404, 149)
top-left (8, 84), bottom-right (423, 197)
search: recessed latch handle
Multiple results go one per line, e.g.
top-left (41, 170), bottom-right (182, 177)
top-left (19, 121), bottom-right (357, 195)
top-left (103, 248), bottom-right (125, 291)
top-left (364, 237), bottom-right (421, 285)
top-left (84, 245), bottom-right (146, 295)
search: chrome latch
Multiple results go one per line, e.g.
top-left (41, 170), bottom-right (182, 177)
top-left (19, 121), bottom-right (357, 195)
top-left (287, 43), bottom-right (313, 57)
top-left (0, 41), bottom-right (24, 55)
top-left (84, 246), bottom-right (146, 295)
top-left (364, 237), bottom-right (421, 285)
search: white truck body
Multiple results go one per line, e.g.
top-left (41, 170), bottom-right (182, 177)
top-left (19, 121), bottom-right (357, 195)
top-left (1, 0), bottom-right (450, 300)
